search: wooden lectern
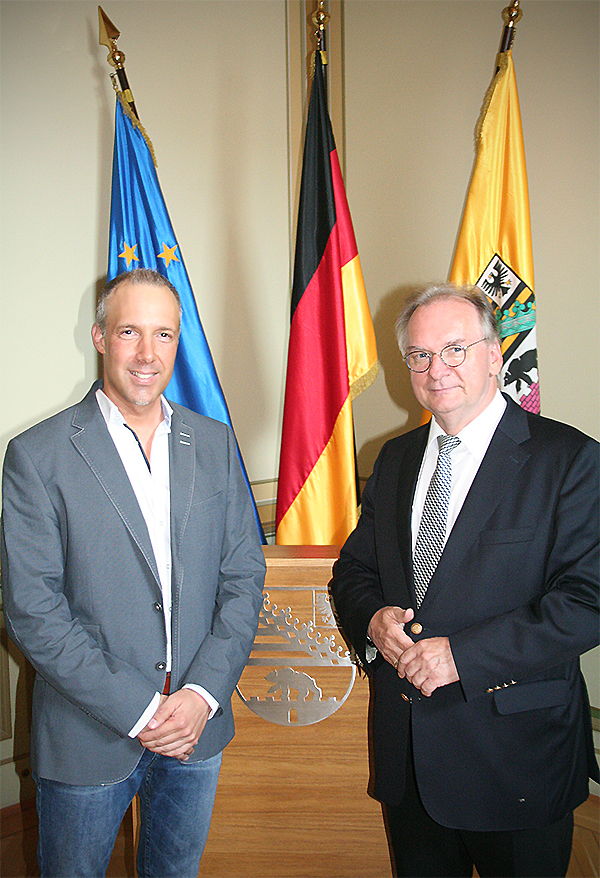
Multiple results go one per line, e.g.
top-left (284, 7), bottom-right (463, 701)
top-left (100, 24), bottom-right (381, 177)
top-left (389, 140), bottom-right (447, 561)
top-left (197, 546), bottom-right (391, 877)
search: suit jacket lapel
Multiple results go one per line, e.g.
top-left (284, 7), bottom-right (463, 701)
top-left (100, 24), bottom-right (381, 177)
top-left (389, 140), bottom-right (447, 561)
top-left (421, 398), bottom-right (531, 609)
top-left (397, 427), bottom-right (429, 591)
top-left (69, 384), bottom-right (161, 590)
top-left (168, 406), bottom-right (196, 558)
top-left (378, 426), bottom-right (428, 607)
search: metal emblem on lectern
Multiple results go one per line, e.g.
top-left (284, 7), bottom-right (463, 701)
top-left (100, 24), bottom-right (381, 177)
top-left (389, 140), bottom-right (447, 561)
top-left (236, 586), bottom-right (355, 726)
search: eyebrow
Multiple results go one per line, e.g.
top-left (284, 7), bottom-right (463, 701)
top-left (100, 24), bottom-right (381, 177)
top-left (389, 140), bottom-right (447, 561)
top-left (406, 337), bottom-right (468, 352)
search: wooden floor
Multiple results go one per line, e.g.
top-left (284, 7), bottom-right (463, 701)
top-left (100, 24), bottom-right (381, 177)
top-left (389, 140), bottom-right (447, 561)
top-left (1, 793), bottom-right (597, 877)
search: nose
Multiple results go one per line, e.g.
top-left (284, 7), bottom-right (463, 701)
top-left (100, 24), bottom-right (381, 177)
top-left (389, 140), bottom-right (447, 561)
top-left (428, 351), bottom-right (451, 379)
top-left (136, 333), bottom-right (156, 362)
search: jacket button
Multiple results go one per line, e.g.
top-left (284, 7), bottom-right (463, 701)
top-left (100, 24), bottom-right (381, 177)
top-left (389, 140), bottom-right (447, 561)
top-left (155, 661), bottom-right (166, 671)
top-left (410, 622), bottom-right (423, 635)
top-left (153, 602), bottom-right (162, 612)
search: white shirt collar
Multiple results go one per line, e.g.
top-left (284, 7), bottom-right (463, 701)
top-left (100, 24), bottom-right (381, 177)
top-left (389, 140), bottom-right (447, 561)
top-left (429, 389), bottom-right (507, 463)
top-left (96, 387), bottom-right (173, 430)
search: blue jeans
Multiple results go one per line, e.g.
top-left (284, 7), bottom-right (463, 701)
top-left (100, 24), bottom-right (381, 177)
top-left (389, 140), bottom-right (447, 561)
top-left (34, 748), bottom-right (222, 878)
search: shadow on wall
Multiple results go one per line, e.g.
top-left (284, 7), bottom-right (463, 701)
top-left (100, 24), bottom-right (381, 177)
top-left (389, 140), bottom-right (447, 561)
top-left (0, 279), bottom-right (103, 459)
top-left (357, 283), bottom-right (432, 479)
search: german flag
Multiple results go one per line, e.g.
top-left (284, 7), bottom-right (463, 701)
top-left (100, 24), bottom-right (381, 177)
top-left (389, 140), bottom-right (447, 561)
top-left (276, 51), bottom-right (378, 546)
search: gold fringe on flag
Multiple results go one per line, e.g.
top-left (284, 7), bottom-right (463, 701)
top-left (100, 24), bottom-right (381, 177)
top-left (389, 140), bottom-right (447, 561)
top-left (350, 360), bottom-right (379, 403)
top-left (116, 91), bottom-right (158, 168)
top-left (474, 51), bottom-right (510, 149)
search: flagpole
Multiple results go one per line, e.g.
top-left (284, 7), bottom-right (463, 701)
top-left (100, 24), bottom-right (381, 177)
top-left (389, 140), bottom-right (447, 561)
top-left (98, 6), bottom-right (139, 120)
top-left (498, 0), bottom-right (523, 54)
top-left (311, 0), bottom-right (330, 53)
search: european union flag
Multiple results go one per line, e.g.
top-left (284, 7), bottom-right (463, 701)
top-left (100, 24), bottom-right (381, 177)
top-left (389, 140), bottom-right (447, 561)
top-left (108, 96), bottom-right (265, 540)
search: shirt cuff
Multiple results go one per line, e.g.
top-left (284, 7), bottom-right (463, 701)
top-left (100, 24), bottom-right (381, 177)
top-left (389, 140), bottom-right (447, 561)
top-left (365, 636), bottom-right (378, 664)
top-left (128, 692), bottom-right (161, 738)
top-left (183, 684), bottom-right (219, 719)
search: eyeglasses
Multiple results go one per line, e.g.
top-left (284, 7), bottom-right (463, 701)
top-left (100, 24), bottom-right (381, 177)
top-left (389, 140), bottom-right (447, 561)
top-left (403, 338), bottom-right (490, 373)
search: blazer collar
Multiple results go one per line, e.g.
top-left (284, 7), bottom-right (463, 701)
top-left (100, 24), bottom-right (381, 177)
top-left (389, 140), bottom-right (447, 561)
top-left (69, 382), bottom-right (164, 590)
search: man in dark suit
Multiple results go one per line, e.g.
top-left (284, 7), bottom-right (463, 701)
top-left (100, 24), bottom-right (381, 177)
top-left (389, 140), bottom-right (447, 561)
top-left (330, 283), bottom-right (599, 877)
top-left (1, 268), bottom-right (265, 878)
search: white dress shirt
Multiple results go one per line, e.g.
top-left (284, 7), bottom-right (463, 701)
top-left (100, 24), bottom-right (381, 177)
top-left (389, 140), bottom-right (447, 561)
top-left (96, 390), bottom-right (218, 737)
top-left (412, 390), bottom-right (507, 550)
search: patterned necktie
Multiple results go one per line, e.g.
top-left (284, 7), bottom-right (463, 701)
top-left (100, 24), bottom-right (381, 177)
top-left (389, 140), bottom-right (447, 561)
top-left (413, 434), bottom-right (461, 607)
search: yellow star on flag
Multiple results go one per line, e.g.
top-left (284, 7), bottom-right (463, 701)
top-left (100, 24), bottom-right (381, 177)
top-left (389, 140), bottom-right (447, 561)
top-left (118, 242), bottom-right (139, 268)
top-left (157, 243), bottom-right (180, 268)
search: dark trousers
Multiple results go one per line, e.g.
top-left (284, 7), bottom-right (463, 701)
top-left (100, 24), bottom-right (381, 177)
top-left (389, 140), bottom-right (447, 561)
top-left (384, 736), bottom-right (574, 878)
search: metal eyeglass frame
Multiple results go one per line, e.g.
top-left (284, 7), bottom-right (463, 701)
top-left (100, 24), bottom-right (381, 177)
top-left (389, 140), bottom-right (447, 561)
top-left (403, 337), bottom-right (490, 373)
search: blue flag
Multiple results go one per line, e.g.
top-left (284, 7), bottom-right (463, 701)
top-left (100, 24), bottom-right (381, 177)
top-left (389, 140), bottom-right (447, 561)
top-left (108, 96), bottom-right (265, 540)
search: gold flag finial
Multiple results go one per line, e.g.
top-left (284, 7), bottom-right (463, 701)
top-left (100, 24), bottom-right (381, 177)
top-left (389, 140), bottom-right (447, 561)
top-left (98, 7), bottom-right (124, 69)
top-left (311, 1), bottom-right (330, 52)
top-left (98, 6), bottom-right (139, 120)
top-left (499, 0), bottom-right (523, 53)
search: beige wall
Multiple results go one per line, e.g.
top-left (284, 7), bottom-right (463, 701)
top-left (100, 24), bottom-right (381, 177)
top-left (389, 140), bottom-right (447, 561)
top-left (1, 0), bottom-right (292, 485)
top-left (1, 0), bottom-right (598, 488)
top-left (1, 0), bottom-right (598, 805)
top-left (345, 0), bottom-right (599, 465)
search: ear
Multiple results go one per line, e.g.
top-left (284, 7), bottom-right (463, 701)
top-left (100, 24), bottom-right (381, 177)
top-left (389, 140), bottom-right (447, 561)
top-left (489, 340), bottom-right (503, 377)
top-left (91, 324), bottom-right (105, 355)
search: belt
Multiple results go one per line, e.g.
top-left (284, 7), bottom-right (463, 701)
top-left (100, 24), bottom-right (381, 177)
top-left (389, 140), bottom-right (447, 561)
top-left (163, 672), bottom-right (171, 695)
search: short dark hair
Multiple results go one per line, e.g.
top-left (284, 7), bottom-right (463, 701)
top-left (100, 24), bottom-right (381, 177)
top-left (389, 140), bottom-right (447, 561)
top-left (95, 268), bottom-right (182, 334)
top-left (395, 283), bottom-right (500, 353)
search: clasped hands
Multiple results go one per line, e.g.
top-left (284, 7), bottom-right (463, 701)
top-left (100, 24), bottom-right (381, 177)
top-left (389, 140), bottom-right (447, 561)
top-left (137, 689), bottom-right (210, 762)
top-left (367, 606), bottom-right (459, 697)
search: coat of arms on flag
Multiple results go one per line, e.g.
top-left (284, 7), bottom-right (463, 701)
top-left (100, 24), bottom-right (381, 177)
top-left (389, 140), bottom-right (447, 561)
top-left (476, 255), bottom-right (539, 413)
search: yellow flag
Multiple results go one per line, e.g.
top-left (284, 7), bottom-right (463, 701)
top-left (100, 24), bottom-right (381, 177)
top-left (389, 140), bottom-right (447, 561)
top-left (450, 51), bottom-right (540, 413)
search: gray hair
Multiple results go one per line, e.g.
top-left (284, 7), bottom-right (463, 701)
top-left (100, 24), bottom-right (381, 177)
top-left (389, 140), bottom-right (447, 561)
top-left (395, 283), bottom-right (500, 353)
top-left (95, 268), bottom-right (182, 334)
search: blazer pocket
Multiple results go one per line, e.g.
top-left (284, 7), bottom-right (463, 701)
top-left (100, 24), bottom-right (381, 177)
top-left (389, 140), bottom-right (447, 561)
top-left (190, 489), bottom-right (223, 509)
top-left (479, 526), bottom-right (536, 546)
top-left (494, 679), bottom-right (570, 715)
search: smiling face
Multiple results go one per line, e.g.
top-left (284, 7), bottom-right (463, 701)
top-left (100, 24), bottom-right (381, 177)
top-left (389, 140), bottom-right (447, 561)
top-left (406, 297), bottom-right (502, 435)
top-left (91, 280), bottom-right (180, 422)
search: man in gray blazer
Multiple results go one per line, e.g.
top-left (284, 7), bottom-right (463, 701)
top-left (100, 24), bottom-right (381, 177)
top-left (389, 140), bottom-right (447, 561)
top-left (1, 268), bottom-right (266, 878)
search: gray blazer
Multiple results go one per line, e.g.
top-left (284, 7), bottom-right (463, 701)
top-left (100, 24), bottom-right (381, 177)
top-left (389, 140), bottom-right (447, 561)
top-left (1, 382), bottom-right (265, 785)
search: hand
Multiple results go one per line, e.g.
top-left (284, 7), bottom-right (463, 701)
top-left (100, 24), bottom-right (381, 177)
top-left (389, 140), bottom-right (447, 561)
top-left (367, 606), bottom-right (415, 669)
top-left (137, 689), bottom-right (210, 761)
top-left (396, 636), bottom-right (459, 696)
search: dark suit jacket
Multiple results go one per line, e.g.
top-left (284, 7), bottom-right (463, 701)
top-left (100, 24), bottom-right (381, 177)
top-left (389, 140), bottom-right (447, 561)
top-left (331, 396), bottom-right (599, 831)
top-left (1, 382), bottom-right (265, 785)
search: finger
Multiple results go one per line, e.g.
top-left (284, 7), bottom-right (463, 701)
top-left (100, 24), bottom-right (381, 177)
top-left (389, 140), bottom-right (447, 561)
top-left (397, 606), bottom-right (415, 625)
top-left (397, 645), bottom-right (419, 672)
top-left (145, 703), bottom-right (176, 731)
top-left (395, 654), bottom-right (407, 678)
top-left (141, 723), bottom-right (199, 748)
top-left (143, 734), bottom-right (197, 757)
